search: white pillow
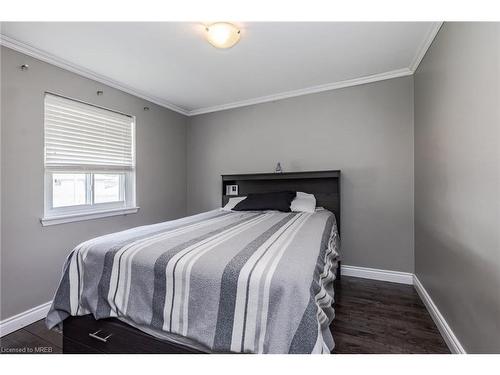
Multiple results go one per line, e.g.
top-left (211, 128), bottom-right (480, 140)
top-left (290, 192), bottom-right (316, 213)
top-left (222, 196), bottom-right (247, 211)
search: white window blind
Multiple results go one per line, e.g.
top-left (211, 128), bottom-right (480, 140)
top-left (44, 94), bottom-right (135, 171)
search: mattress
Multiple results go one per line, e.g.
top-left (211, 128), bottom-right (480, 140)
top-left (47, 209), bottom-right (340, 353)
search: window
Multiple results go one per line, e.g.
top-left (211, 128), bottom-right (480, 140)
top-left (42, 93), bottom-right (137, 225)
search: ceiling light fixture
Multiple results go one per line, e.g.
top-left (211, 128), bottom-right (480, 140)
top-left (205, 22), bottom-right (241, 49)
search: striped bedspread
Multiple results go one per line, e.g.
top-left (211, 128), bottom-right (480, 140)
top-left (46, 209), bottom-right (340, 354)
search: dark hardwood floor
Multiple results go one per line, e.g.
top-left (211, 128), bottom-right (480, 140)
top-left (0, 276), bottom-right (449, 354)
top-left (0, 319), bottom-right (62, 354)
top-left (332, 276), bottom-right (449, 353)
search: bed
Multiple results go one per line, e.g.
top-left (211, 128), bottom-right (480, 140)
top-left (47, 170), bottom-right (341, 354)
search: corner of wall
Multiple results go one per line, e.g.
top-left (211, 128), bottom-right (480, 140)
top-left (184, 114), bottom-right (192, 216)
top-left (410, 73), bottom-right (415, 273)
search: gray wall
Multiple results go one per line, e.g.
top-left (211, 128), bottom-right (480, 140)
top-left (187, 76), bottom-right (415, 273)
top-left (0, 46), bottom-right (188, 320)
top-left (414, 23), bottom-right (500, 353)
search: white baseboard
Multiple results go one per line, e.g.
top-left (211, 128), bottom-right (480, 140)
top-left (0, 301), bottom-right (52, 337)
top-left (413, 276), bottom-right (466, 354)
top-left (342, 265), bottom-right (466, 353)
top-left (0, 269), bottom-right (466, 355)
top-left (341, 264), bottom-right (414, 285)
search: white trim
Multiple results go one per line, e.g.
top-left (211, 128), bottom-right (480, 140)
top-left (1, 25), bottom-right (442, 117)
top-left (0, 34), bottom-right (189, 116)
top-left (41, 206), bottom-right (139, 226)
top-left (340, 265), bottom-right (466, 353)
top-left (44, 171), bottom-right (136, 220)
top-left (409, 22), bottom-right (443, 72)
top-left (413, 276), bottom-right (466, 354)
top-left (0, 268), bottom-right (465, 355)
top-left (188, 68), bottom-right (413, 116)
top-left (0, 301), bottom-right (52, 337)
top-left (341, 264), bottom-right (414, 285)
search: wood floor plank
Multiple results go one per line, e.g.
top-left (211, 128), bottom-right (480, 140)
top-left (331, 276), bottom-right (450, 354)
top-left (0, 275), bottom-right (450, 354)
top-left (0, 328), bottom-right (61, 354)
top-left (24, 319), bottom-right (62, 348)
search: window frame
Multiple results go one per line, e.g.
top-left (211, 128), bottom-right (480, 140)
top-left (41, 93), bottom-right (138, 226)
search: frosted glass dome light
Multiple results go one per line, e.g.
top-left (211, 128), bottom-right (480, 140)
top-left (206, 22), bottom-right (241, 49)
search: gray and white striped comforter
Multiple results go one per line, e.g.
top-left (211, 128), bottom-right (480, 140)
top-left (46, 209), bottom-right (340, 354)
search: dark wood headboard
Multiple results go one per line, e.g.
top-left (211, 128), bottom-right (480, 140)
top-left (221, 170), bottom-right (341, 231)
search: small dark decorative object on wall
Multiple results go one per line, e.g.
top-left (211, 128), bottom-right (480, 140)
top-left (275, 162), bottom-right (283, 173)
top-left (97, 90), bottom-right (104, 96)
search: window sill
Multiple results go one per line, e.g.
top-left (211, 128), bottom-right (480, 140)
top-left (41, 207), bottom-right (140, 226)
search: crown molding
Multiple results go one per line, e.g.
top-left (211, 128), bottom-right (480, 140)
top-left (0, 34), bottom-right (190, 116)
top-left (188, 68), bottom-right (413, 116)
top-left (2, 24), bottom-right (443, 118)
top-left (190, 22), bottom-right (442, 116)
top-left (409, 22), bottom-right (443, 73)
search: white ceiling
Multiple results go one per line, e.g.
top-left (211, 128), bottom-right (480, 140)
top-left (0, 22), bottom-right (440, 115)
